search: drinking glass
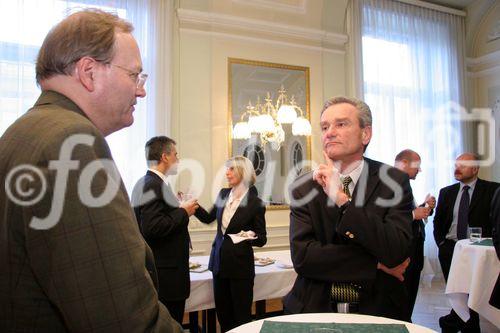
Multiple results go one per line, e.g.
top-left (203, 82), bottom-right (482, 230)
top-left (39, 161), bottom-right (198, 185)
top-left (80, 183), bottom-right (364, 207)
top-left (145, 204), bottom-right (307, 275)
top-left (178, 192), bottom-right (193, 203)
top-left (468, 227), bottom-right (482, 243)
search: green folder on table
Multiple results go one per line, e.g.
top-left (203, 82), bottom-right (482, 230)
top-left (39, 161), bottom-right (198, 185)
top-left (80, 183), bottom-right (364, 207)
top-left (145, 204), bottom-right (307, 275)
top-left (259, 321), bottom-right (409, 333)
top-left (471, 238), bottom-right (493, 246)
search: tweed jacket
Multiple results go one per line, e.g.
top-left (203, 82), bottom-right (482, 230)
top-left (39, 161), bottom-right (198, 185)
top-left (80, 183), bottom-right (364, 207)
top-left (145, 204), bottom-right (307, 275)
top-left (0, 91), bottom-right (181, 332)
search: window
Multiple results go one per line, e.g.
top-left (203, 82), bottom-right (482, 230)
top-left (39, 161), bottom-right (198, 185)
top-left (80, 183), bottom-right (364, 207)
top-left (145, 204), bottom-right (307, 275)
top-left (0, 0), bottom-right (170, 193)
top-left (356, 0), bottom-right (467, 279)
top-left (359, 0), bottom-right (466, 201)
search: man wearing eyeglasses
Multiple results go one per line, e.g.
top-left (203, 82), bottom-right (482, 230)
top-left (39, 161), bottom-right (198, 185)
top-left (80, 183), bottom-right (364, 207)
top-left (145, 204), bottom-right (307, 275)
top-left (0, 9), bottom-right (182, 332)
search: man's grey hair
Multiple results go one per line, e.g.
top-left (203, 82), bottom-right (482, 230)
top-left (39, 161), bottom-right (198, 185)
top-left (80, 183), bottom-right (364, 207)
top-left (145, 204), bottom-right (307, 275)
top-left (320, 96), bottom-right (372, 128)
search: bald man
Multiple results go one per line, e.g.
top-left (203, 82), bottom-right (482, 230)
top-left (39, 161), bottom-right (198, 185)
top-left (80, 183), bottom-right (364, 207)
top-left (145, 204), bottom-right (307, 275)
top-left (434, 153), bottom-right (499, 333)
top-left (394, 149), bottom-right (435, 321)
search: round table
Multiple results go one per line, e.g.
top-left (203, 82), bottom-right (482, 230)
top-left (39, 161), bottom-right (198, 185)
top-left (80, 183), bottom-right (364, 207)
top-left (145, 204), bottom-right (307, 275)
top-left (229, 313), bottom-right (436, 332)
top-left (445, 238), bottom-right (500, 328)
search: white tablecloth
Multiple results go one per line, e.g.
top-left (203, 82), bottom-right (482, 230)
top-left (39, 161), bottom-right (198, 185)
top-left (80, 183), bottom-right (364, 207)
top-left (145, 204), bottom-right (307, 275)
top-left (229, 313), bottom-right (437, 332)
top-left (186, 250), bottom-right (297, 312)
top-left (445, 239), bottom-right (500, 328)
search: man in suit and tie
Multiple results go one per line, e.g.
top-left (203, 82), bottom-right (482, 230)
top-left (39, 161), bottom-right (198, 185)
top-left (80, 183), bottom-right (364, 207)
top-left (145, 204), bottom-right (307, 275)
top-left (132, 136), bottom-right (199, 325)
top-left (283, 96), bottom-right (414, 321)
top-left (0, 10), bottom-right (182, 332)
top-left (394, 149), bottom-right (436, 321)
top-left (490, 188), bottom-right (500, 309)
top-left (434, 153), bottom-right (499, 332)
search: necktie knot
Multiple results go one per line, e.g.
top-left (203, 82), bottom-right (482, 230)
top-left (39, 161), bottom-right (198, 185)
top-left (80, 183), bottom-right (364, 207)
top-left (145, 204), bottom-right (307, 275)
top-left (463, 185), bottom-right (470, 192)
top-left (341, 176), bottom-right (353, 198)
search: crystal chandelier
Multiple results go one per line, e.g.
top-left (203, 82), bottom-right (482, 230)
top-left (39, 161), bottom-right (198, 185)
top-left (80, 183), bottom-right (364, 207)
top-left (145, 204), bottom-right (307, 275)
top-left (232, 86), bottom-right (312, 150)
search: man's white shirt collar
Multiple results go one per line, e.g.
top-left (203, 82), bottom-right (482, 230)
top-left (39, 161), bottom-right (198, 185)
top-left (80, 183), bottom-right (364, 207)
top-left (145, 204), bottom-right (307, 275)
top-left (149, 168), bottom-right (168, 185)
top-left (339, 159), bottom-right (365, 188)
top-left (460, 178), bottom-right (477, 193)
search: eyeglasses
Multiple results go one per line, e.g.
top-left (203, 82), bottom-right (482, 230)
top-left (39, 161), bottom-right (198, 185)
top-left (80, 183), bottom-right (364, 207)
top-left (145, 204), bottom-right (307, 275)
top-left (109, 63), bottom-right (148, 89)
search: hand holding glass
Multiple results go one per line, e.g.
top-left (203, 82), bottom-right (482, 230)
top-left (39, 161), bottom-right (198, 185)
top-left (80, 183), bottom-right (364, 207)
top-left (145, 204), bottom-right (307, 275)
top-left (178, 191), bottom-right (193, 203)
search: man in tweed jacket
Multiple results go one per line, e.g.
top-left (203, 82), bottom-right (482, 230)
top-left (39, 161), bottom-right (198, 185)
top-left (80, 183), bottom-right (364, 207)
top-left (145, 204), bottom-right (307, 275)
top-left (0, 9), bottom-right (182, 332)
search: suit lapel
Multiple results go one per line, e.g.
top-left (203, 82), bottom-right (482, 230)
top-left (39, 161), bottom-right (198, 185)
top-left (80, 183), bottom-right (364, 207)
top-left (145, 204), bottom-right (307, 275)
top-left (216, 189), bottom-right (230, 233)
top-left (226, 190), bottom-right (251, 234)
top-left (352, 158), bottom-right (379, 207)
top-left (448, 184), bottom-right (460, 209)
top-left (469, 179), bottom-right (484, 212)
top-left (147, 170), bottom-right (179, 207)
top-left (322, 192), bottom-right (339, 243)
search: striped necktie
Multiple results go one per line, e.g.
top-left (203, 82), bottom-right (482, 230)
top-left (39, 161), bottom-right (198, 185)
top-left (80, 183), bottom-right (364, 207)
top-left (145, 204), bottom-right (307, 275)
top-left (331, 175), bottom-right (359, 305)
top-left (342, 176), bottom-right (353, 199)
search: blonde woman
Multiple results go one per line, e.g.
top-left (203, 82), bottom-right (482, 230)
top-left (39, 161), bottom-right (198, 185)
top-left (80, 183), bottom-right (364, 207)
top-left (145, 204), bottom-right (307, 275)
top-left (197, 156), bottom-right (267, 332)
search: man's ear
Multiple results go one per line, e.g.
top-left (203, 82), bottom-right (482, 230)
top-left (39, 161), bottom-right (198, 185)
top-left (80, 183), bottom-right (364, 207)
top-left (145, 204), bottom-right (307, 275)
top-left (362, 126), bottom-right (372, 145)
top-left (74, 56), bottom-right (97, 92)
top-left (160, 152), bottom-right (168, 163)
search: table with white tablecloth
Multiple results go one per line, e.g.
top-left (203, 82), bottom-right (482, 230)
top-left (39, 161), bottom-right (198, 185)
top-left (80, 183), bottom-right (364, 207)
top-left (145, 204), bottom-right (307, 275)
top-left (445, 239), bottom-right (500, 328)
top-left (186, 249), bottom-right (296, 312)
top-left (186, 249), bottom-right (297, 332)
top-left (229, 313), bottom-right (437, 332)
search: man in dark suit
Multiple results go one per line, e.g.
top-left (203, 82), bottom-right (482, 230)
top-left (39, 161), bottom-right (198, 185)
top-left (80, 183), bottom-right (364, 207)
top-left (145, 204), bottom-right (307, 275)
top-left (434, 153), bottom-right (500, 333)
top-left (132, 136), bottom-right (199, 325)
top-left (283, 96), bottom-right (414, 321)
top-left (394, 149), bottom-right (436, 321)
top-left (489, 188), bottom-right (500, 309)
top-left (0, 10), bottom-right (182, 332)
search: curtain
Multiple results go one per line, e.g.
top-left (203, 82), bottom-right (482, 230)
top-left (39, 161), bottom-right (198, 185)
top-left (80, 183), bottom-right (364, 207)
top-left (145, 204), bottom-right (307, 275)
top-left (350, 0), bottom-right (467, 281)
top-left (0, 0), bottom-right (173, 193)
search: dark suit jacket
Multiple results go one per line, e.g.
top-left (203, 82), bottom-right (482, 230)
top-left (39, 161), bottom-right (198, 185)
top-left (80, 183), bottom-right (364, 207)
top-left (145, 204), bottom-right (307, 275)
top-left (196, 186), bottom-right (267, 279)
top-left (283, 158), bottom-right (413, 321)
top-left (490, 188), bottom-right (500, 309)
top-left (408, 202), bottom-right (433, 273)
top-left (132, 170), bottom-right (191, 301)
top-left (433, 178), bottom-right (500, 246)
top-left (0, 91), bottom-right (181, 332)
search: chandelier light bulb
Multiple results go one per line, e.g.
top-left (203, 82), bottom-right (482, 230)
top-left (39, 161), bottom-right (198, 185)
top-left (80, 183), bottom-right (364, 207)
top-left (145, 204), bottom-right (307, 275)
top-left (248, 115), bottom-right (260, 133)
top-left (258, 114), bottom-right (275, 133)
top-left (292, 117), bottom-right (312, 136)
top-left (277, 104), bottom-right (297, 124)
top-left (232, 121), bottom-right (251, 139)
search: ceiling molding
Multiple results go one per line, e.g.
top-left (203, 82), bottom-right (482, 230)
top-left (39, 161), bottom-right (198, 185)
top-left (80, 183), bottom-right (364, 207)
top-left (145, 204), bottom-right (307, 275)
top-left (467, 65), bottom-right (500, 78)
top-left (231, 0), bottom-right (307, 14)
top-left (396, 0), bottom-right (466, 16)
top-left (467, 49), bottom-right (500, 66)
top-left (467, 50), bottom-right (500, 78)
top-left (180, 28), bottom-right (345, 55)
top-left (176, 8), bottom-right (348, 50)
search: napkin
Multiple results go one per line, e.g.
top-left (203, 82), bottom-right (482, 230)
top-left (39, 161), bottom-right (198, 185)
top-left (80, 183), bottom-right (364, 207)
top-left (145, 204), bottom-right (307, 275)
top-left (471, 238), bottom-right (493, 246)
top-left (228, 230), bottom-right (257, 244)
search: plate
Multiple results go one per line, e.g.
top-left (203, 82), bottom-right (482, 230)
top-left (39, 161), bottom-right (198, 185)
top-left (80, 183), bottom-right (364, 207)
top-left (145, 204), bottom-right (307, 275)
top-left (190, 265), bottom-right (208, 273)
top-left (254, 257), bottom-right (275, 266)
top-left (189, 261), bottom-right (201, 269)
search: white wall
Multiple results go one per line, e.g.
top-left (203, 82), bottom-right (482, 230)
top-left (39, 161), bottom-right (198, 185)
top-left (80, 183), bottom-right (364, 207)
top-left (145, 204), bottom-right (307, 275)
top-left (172, 0), bottom-right (349, 254)
top-left (466, 1), bottom-right (500, 182)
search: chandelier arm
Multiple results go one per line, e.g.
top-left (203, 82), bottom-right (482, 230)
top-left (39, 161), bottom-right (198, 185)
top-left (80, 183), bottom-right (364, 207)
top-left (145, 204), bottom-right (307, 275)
top-left (240, 112), bottom-right (248, 121)
top-left (294, 105), bottom-right (305, 117)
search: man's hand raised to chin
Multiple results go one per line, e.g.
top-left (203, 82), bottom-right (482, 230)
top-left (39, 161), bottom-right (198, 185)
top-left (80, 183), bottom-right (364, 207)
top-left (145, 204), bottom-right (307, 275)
top-left (313, 152), bottom-right (349, 207)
